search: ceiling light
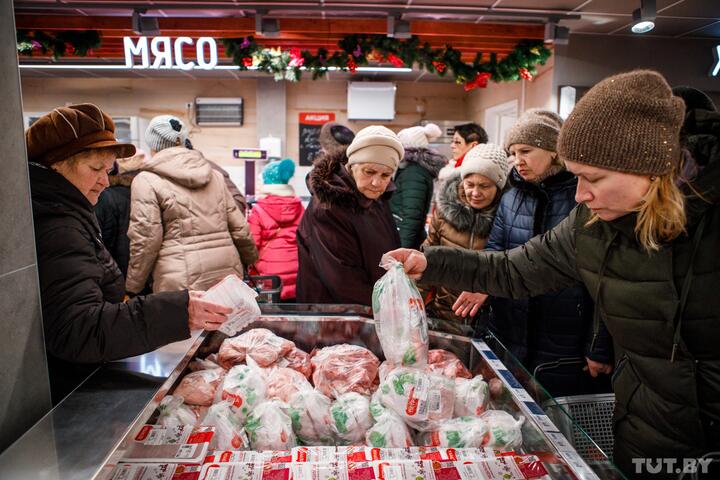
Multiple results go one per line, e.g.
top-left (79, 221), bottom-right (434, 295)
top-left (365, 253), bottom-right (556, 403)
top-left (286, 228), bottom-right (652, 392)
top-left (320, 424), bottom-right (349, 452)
top-left (631, 0), bottom-right (656, 34)
top-left (131, 10), bottom-right (160, 36)
top-left (387, 16), bottom-right (411, 39)
top-left (544, 22), bottom-right (569, 45)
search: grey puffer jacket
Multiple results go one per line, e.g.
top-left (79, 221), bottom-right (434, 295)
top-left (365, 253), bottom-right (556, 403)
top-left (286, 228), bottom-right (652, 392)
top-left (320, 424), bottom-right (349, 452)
top-left (126, 147), bottom-right (258, 293)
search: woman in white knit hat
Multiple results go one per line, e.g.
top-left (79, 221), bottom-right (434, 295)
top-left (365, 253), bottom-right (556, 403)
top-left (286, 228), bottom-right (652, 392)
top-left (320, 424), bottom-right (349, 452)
top-left (390, 123), bottom-right (448, 249)
top-left (296, 125), bottom-right (403, 305)
top-left (417, 143), bottom-right (507, 332)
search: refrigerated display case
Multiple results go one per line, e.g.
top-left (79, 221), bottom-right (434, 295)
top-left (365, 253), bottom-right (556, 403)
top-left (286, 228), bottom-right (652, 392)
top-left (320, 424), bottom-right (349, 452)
top-left (0, 305), bottom-right (625, 479)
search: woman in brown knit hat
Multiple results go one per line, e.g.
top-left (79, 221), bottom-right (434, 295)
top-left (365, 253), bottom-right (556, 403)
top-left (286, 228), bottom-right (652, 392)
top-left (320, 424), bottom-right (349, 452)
top-left (387, 70), bottom-right (720, 478)
top-left (27, 104), bottom-right (232, 404)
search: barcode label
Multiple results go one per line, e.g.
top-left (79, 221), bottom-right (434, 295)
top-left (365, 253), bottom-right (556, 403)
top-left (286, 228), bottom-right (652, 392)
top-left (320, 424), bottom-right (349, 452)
top-left (174, 444), bottom-right (197, 459)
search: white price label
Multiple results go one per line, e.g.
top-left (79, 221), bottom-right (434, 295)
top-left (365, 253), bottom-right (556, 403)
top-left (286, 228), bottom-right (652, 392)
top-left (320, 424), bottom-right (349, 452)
top-left (486, 359), bottom-right (506, 370)
top-left (532, 414), bottom-right (560, 432)
top-left (512, 389), bottom-right (534, 402)
top-left (174, 443), bottom-right (197, 459)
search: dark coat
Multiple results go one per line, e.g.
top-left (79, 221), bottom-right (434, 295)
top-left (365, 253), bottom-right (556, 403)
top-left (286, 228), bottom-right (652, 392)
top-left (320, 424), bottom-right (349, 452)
top-left (296, 150), bottom-right (401, 306)
top-left (94, 172), bottom-right (135, 277)
top-left (29, 163), bottom-right (190, 405)
top-left (389, 148), bottom-right (447, 249)
top-left (420, 142), bottom-right (720, 476)
top-left (484, 168), bottom-right (611, 396)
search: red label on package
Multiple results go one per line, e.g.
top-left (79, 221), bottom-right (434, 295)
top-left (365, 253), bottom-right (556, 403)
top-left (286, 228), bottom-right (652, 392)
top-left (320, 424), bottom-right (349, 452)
top-left (348, 465), bottom-right (377, 480)
top-left (420, 449), bottom-right (457, 461)
top-left (295, 448), bottom-right (308, 462)
top-left (262, 463), bottom-right (291, 480)
top-left (432, 466), bottom-right (462, 480)
top-left (516, 456), bottom-right (550, 479)
top-left (187, 431), bottom-right (213, 444)
top-left (406, 386), bottom-right (419, 416)
top-left (135, 425), bottom-right (153, 442)
top-left (221, 391), bottom-right (243, 408)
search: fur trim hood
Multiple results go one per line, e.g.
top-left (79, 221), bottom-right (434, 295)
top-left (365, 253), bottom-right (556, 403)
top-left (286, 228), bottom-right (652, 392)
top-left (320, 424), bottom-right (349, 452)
top-left (436, 172), bottom-right (497, 236)
top-left (398, 148), bottom-right (448, 178)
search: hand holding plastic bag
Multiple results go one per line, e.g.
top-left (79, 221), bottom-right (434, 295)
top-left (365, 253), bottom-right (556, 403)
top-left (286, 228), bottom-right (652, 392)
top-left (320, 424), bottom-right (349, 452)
top-left (201, 274), bottom-right (261, 336)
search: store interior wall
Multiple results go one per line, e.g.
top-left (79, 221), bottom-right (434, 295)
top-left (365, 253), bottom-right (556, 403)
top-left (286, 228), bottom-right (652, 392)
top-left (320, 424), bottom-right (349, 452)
top-left (0, 2), bottom-right (52, 452)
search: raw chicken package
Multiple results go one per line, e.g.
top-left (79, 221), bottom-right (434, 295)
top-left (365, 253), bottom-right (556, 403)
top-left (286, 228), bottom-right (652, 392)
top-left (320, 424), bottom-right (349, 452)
top-left (201, 274), bottom-right (261, 337)
top-left (287, 389), bottom-right (335, 445)
top-left (278, 347), bottom-right (312, 378)
top-left (201, 401), bottom-right (250, 451)
top-left (377, 367), bottom-right (455, 431)
top-left (454, 375), bottom-right (490, 417)
top-left (214, 365), bottom-right (266, 421)
top-left (366, 392), bottom-right (414, 448)
top-left (122, 425), bottom-right (214, 464)
top-left (372, 256), bottom-right (429, 368)
top-left (217, 328), bottom-right (294, 369)
top-left (244, 400), bottom-right (296, 451)
top-left (109, 463), bottom-right (202, 480)
top-left (174, 369), bottom-right (225, 407)
top-left (157, 395), bottom-right (201, 429)
top-left (426, 349), bottom-right (472, 379)
top-left (329, 392), bottom-right (373, 445)
top-left (265, 367), bottom-right (312, 403)
top-left (480, 410), bottom-right (524, 450)
top-left (416, 416), bottom-right (489, 449)
top-left (310, 344), bottom-right (380, 399)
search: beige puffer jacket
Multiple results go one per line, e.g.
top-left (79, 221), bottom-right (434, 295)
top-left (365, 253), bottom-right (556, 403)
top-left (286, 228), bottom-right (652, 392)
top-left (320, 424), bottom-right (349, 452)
top-left (126, 147), bottom-right (258, 293)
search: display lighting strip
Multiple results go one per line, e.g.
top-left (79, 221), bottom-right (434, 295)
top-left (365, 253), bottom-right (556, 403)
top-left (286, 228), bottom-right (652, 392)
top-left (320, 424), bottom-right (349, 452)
top-left (18, 64), bottom-right (414, 73)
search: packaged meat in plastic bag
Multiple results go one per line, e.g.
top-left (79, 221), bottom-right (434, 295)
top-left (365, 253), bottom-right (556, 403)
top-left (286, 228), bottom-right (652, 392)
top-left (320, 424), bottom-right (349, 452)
top-left (157, 395), bottom-right (200, 428)
top-left (378, 361), bottom-right (393, 383)
top-left (174, 368), bottom-right (225, 406)
top-left (372, 256), bottom-right (429, 368)
top-left (217, 328), bottom-right (295, 369)
top-left (287, 389), bottom-right (335, 445)
top-left (426, 349), bottom-right (472, 379)
top-left (454, 375), bottom-right (490, 417)
top-left (416, 416), bottom-right (489, 448)
top-left (480, 410), bottom-right (524, 450)
top-left (377, 367), bottom-right (455, 431)
top-left (244, 400), bottom-right (296, 451)
top-left (214, 364), bottom-right (266, 420)
top-left (365, 409), bottom-right (414, 448)
top-left (188, 356), bottom-right (223, 372)
top-left (202, 400), bottom-right (250, 450)
top-left (265, 367), bottom-right (313, 403)
top-left (201, 274), bottom-right (261, 336)
top-left (279, 347), bottom-right (312, 378)
top-left (329, 392), bottom-right (373, 445)
top-left (311, 344), bottom-right (380, 399)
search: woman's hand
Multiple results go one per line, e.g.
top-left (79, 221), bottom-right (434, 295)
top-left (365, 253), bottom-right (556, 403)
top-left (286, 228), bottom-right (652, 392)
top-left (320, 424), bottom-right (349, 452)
top-left (584, 357), bottom-right (613, 377)
top-left (384, 248), bottom-right (427, 280)
top-left (452, 291), bottom-right (488, 318)
top-left (188, 291), bottom-right (233, 331)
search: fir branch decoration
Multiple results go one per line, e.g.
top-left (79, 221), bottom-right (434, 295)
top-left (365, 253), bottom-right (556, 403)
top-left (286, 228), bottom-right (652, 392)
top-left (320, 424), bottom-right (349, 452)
top-left (17, 30), bottom-right (102, 60)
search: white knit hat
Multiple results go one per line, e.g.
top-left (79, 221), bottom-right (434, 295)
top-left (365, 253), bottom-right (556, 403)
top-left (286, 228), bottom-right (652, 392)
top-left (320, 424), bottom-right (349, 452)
top-left (459, 143), bottom-right (510, 189)
top-left (346, 125), bottom-right (405, 171)
top-left (145, 115), bottom-right (189, 152)
top-left (397, 123), bottom-right (442, 149)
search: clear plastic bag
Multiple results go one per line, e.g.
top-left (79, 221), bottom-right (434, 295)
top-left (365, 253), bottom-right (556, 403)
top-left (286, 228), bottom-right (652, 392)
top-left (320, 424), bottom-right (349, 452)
top-left (416, 416), bottom-right (489, 449)
top-left (202, 400), bottom-right (250, 450)
top-left (157, 395), bottom-right (200, 428)
top-left (377, 367), bottom-right (455, 431)
top-left (427, 349), bottom-right (472, 379)
top-left (214, 364), bottom-right (266, 421)
top-left (329, 392), bottom-right (373, 445)
top-left (217, 328), bottom-right (295, 369)
top-left (287, 389), bottom-right (335, 445)
top-left (311, 344), bottom-right (380, 399)
top-left (188, 356), bottom-right (223, 372)
top-left (278, 347), bottom-right (312, 379)
top-left (174, 368), bottom-right (225, 406)
top-left (454, 375), bottom-right (490, 417)
top-left (479, 410), bottom-right (524, 450)
top-left (265, 367), bottom-right (313, 403)
top-left (202, 274), bottom-right (261, 337)
top-left (372, 256), bottom-right (429, 368)
top-left (244, 400), bottom-right (297, 451)
top-left (365, 410), bottom-right (413, 448)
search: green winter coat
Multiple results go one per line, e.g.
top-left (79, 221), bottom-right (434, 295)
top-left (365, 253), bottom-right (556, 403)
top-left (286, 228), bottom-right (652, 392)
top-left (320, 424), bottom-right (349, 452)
top-left (390, 148), bottom-right (448, 249)
top-left (420, 158), bottom-right (720, 478)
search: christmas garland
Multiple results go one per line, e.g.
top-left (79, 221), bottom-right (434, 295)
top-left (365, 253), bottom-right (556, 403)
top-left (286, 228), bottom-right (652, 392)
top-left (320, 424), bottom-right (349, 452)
top-left (223, 34), bottom-right (551, 89)
top-left (17, 30), bottom-right (101, 60)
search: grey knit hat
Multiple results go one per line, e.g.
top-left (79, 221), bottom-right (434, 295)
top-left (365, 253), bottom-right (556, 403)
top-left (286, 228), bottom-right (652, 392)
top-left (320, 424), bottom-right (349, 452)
top-left (459, 143), bottom-right (510, 189)
top-left (558, 70), bottom-right (685, 175)
top-left (505, 109), bottom-right (563, 152)
top-left (145, 115), bottom-right (188, 152)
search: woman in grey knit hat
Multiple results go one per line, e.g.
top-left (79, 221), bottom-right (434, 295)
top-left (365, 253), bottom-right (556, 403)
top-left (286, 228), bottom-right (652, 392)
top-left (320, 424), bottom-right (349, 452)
top-left (387, 69), bottom-right (720, 479)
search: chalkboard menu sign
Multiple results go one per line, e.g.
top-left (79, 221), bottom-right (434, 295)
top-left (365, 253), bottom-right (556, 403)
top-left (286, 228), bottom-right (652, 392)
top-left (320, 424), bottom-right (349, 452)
top-left (299, 112), bottom-right (335, 166)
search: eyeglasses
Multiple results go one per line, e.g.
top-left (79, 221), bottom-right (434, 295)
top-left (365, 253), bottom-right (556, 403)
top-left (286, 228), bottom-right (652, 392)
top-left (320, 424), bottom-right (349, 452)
top-left (451, 140), bottom-right (464, 146)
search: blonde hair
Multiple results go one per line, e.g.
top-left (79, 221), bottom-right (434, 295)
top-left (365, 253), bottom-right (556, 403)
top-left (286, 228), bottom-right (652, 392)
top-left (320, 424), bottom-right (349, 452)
top-left (586, 167), bottom-right (686, 252)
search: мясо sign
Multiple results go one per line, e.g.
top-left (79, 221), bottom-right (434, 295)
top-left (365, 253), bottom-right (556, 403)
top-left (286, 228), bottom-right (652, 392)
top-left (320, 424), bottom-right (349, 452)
top-left (124, 36), bottom-right (218, 70)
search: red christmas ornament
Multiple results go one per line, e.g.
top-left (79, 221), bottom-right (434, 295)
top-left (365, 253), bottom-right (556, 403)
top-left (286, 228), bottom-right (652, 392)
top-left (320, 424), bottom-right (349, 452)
top-left (519, 68), bottom-right (533, 81)
top-left (65, 43), bottom-right (75, 55)
top-left (347, 58), bottom-right (357, 73)
top-left (464, 72), bottom-right (491, 91)
top-left (432, 61), bottom-right (446, 73)
top-left (387, 54), bottom-right (404, 68)
top-left (242, 57), bottom-right (253, 67)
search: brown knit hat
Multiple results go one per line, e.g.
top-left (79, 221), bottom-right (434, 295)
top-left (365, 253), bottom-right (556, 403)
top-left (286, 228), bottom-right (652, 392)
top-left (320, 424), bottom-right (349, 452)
top-left (26, 103), bottom-right (136, 166)
top-left (557, 70), bottom-right (685, 176)
top-left (504, 109), bottom-right (563, 152)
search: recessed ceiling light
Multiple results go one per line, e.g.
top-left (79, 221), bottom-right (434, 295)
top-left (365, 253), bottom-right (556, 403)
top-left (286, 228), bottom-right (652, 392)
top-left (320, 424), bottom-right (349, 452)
top-left (631, 0), bottom-right (656, 34)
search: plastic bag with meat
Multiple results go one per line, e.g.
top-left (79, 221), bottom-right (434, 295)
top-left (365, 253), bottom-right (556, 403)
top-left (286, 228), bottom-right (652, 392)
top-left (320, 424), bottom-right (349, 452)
top-left (157, 395), bottom-right (200, 428)
top-left (214, 365), bottom-right (266, 420)
top-left (329, 392), bottom-right (373, 445)
top-left (372, 256), bottom-right (429, 368)
top-left (480, 410), bottom-right (524, 450)
top-left (188, 355), bottom-right (223, 372)
top-left (265, 367), bottom-right (313, 403)
top-left (311, 344), bottom-right (380, 399)
top-left (454, 375), bottom-right (490, 417)
top-left (287, 389), bottom-right (335, 445)
top-left (174, 368), bottom-right (225, 406)
top-left (279, 347), bottom-right (312, 378)
top-left (202, 400), bottom-right (250, 450)
top-left (426, 350), bottom-right (472, 379)
top-left (244, 400), bottom-right (297, 451)
top-left (416, 416), bottom-right (489, 449)
top-left (366, 393), bottom-right (413, 448)
top-left (377, 367), bottom-right (455, 431)
top-left (217, 328), bottom-right (295, 369)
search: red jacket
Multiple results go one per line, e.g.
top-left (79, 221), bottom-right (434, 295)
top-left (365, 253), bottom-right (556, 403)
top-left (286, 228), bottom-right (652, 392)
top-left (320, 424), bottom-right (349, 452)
top-left (248, 195), bottom-right (305, 300)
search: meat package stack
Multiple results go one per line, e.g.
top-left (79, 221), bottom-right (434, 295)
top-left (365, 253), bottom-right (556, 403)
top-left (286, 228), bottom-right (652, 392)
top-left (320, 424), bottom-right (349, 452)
top-left (106, 263), bottom-right (538, 479)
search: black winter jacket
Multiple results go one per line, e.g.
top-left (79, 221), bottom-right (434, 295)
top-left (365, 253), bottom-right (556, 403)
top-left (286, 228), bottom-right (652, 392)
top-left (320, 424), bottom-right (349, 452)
top-left (94, 173), bottom-right (134, 277)
top-left (30, 164), bottom-right (190, 404)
